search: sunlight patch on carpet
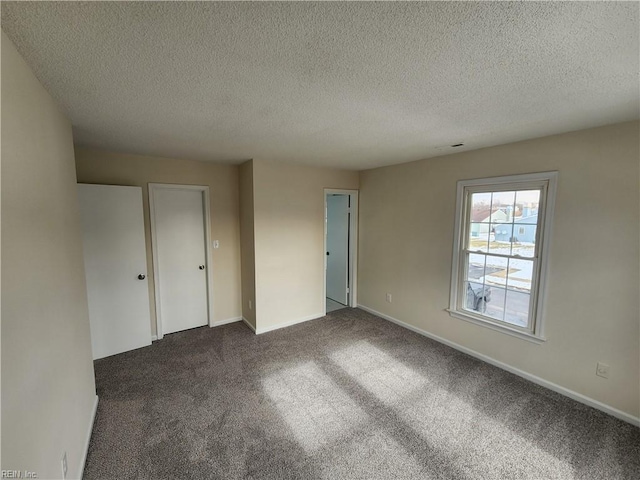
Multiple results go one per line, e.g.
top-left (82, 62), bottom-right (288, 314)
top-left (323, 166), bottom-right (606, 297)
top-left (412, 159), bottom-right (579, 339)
top-left (329, 341), bottom-right (429, 405)
top-left (262, 361), bottom-right (368, 453)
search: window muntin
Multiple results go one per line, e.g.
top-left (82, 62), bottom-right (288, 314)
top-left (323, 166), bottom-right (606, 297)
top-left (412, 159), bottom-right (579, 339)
top-left (450, 173), bottom-right (557, 341)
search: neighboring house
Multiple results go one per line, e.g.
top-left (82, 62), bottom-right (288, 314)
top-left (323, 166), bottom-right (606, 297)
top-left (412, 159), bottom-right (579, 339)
top-left (469, 207), bottom-right (510, 239)
top-left (494, 214), bottom-right (538, 243)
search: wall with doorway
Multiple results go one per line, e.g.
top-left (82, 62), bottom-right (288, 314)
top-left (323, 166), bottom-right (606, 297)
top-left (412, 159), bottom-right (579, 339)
top-left (75, 148), bottom-right (242, 336)
top-left (248, 159), bottom-right (359, 332)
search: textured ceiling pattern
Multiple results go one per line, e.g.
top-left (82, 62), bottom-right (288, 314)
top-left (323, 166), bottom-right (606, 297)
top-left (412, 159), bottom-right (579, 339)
top-left (2, 2), bottom-right (638, 169)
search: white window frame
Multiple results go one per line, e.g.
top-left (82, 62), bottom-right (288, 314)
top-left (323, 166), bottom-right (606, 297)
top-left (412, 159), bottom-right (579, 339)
top-left (448, 171), bottom-right (558, 343)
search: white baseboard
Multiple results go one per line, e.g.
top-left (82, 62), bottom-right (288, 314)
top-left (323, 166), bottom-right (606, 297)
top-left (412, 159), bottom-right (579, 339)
top-left (210, 316), bottom-right (242, 327)
top-left (358, 304), bottom-right (640, 427)
top-left (151, 317), bottom-right (241, 341)
top-left (255, 312), bottom-right (324, 335)
top-left (78, 394), bottom-right (99, 479)
top-left (242, 316), bottom-right (257, 333)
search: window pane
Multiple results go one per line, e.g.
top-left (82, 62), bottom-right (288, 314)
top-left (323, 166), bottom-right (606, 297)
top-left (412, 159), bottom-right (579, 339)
top-left (506, 258), bottom-right (533, 293)
top-left (466, 253), bottom-right (486, 282)
top-left (467, 253), bottom-right (513, 285)
top-left (483, 254), bottom-right (509, 281)
top-left (510, 224), bottom-right (537, 258)
top-left (490, 191), bottom-right (516, 223)
top-left (492, 223), bottom-right (512, 243)
top-left (471, 192), bottom-right (492, 211)
top-left (504, 290), bottom-right (531, 328)
top-left (489, 223), bottom-right (512, 255)
top-left (482, 255), bottom-right (508, 322)
top-left (484, 286), bottom-right (506, 321)
top-left (468, 223), bottom-right (490, 251)
top-left (470, 192), bottom-right (492, 252)
top-left (515, 190), bottom-right (540, 222)
top-left (464, 281), bottom-right (491, 314)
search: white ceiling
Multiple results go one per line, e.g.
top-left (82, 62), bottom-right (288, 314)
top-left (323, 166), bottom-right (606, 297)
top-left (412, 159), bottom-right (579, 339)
top-left (2, 2), bottom-right (638, 170)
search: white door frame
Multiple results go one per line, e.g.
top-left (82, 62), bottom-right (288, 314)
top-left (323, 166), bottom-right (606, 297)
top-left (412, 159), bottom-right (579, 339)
top-left (323, 189), bottom-right (359, 314)
top-left (148, 183), bottom-right (214, 339)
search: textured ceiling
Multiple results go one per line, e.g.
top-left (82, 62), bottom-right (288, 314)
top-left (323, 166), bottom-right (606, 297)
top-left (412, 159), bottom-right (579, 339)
top-left (2, 2), bottom-right (638, 170)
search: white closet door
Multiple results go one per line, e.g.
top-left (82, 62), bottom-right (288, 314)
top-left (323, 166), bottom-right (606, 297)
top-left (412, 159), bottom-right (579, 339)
top-left (152, 187), bottom-right (209, 335)
top-left (78, 184), bottom-right (152, 360)
top-left (326, 194), bottom-right (349, 304)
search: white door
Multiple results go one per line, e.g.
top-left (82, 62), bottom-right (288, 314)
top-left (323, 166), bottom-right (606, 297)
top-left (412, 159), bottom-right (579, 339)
top-left (78, 184), bottom-right (152, 360)
top-left (151, 186), bottom-right (209, 335)
top-left (326, 194), bottom-right (349, 305)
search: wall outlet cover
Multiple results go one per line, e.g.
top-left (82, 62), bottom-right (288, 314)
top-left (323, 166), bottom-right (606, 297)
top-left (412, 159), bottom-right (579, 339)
top-left (596, 362), bottom-right (610, 379)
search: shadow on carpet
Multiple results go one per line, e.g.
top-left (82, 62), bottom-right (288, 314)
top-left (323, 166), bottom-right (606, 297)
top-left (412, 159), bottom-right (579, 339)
top-left (84, 308), bottom-right (640, 479)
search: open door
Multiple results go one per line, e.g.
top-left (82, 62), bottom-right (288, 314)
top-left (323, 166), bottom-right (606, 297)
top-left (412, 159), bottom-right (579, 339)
top-left (326, 194), bottom-right (350, 305)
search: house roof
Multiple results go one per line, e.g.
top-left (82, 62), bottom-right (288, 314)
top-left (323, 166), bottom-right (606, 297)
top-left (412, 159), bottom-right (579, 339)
top-left (1, 2), bottom-right (638, 169)
top-left (471, 206), bottom-right (523, 223)
top-left (515, 214), bottom-right (539, 224)
top-left (471, 208), bottom-right (499, 223)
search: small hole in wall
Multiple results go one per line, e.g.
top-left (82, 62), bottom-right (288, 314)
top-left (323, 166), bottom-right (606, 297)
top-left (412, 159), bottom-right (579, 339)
top-left (451, 143), bottom-right (464, 148)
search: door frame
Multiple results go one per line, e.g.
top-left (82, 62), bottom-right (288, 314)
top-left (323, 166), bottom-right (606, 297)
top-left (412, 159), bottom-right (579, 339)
top-left (323, 189), bottom-right (359, 314)
top-left (148, 183), bottom-right (214, 339)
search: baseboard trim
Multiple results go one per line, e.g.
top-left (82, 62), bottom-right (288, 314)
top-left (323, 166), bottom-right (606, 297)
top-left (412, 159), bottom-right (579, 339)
top-left (358, 304), bottom-right (640, 427)
top-left (210, 316), bottom-right (242, 327)
top-left (151, 335), bottom-right (158, 341)
top-left (78, 394), bottom-right (99, 479)
top-left (255, 312), bottom-right (324, 335)
top-left (242, 316), bottom-right (257, 333)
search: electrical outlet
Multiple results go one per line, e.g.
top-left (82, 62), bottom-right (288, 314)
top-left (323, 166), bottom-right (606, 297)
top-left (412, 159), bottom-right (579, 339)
top-left (596, 362), bottom-right (610, 379)
top-left (249, 300), bottom-right (252, 310)
top-left (61, 452), bottom-right (68, 479)
top-left (386, 293), bottom-right (392, 303)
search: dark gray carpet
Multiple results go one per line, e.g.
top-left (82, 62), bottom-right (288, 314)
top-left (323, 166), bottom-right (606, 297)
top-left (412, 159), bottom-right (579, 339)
top-left (84, 308), bottom-right (640, 479)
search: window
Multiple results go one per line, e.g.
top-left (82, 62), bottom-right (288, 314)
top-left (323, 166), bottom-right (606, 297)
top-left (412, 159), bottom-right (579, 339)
top-left (449, 172), bottom-right (557, 342)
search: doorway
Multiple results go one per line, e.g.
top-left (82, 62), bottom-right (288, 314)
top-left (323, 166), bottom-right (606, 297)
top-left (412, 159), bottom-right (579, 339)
top-left (149, 184), bottom-right (213, 338)
top-left (324, 189), bottom-right (358, 314)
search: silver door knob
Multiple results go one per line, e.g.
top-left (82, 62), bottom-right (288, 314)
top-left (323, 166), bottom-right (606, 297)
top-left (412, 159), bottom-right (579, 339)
top-left (199, 265), bottom-right (205, 270)
top-left (138, 274), bottom-right (146, 280)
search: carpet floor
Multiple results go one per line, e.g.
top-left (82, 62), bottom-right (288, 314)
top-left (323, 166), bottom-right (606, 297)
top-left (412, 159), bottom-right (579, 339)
top-left (84, 308), bottom-right (639, 479)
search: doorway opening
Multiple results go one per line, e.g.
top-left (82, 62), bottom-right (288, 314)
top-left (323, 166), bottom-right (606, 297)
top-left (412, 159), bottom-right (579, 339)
top-left (324, 189), bottom-right (358, 315)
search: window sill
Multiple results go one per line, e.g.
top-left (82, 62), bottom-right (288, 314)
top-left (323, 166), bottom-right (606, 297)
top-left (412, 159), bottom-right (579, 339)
top-left (446, 309), bottom-right (546, 344)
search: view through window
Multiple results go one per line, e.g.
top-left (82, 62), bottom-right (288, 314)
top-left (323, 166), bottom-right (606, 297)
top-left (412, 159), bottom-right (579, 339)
top-left (466, 189), bottom-right (540, 327)
top-left (450, 172), bottom-right (557, 340)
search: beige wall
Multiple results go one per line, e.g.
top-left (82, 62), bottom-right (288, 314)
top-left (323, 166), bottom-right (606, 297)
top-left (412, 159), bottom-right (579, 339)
top-left (358, 121), bottom-right (640, 417)
top-left (75, 148), bottom-right (242, 335)
top-left (1, 32), bottom-right (97, 479)
top-left (239, 160), bottom-right (256, 328)
top-left (252, 160), bottom-right (359, 331)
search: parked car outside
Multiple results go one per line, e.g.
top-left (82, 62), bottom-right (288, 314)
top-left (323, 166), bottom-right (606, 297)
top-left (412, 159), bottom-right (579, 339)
top-left (466, 282), bottom-right (491, 313)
